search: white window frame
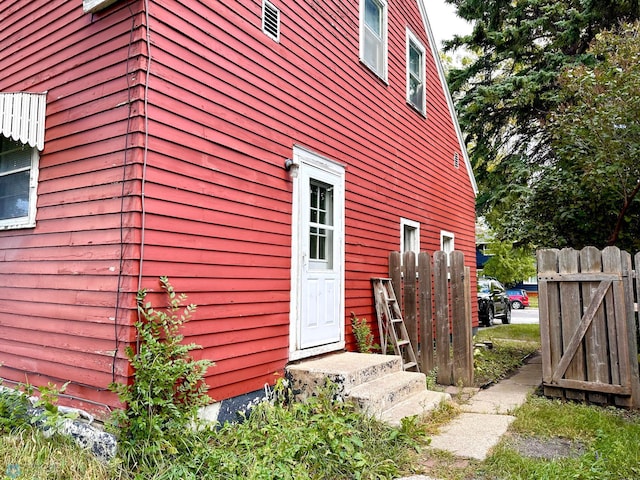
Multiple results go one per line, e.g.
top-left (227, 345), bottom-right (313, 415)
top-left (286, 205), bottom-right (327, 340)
top-left (406, 29), bottom-right (426, 114)
top-left (359, 0), bottom-right (388, 82)
top-left (441, 230), bottom-right (455, 255)
top-left (0, 138), bottom-right (39, 230)
top-left (401, 218), bottom-right (420, 265)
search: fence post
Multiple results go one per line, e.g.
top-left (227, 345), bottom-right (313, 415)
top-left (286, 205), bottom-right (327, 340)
top-left (630, 253), bottom-right (640, 407)
top-left (403, 251), bottom-right (418, 356)
top-left (537, 248), bottom-right (563, 398)
top-left (451, 251), bottom-right (473, 386)
top-left (621, 251), bottom-right (640, 407)
top-left (418, 252), bottom-right (433, 373)
top-left (389, 252), bottom-right (402, 307)
top-left (434, 251), bottom-right (451, 384)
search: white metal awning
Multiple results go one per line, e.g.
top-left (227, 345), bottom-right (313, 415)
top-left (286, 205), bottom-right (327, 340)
top-left (0, 92), bottom-right (47, 151)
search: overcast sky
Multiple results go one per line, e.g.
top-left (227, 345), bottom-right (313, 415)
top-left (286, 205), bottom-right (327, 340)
top-left (426, 0), bottom-right (473, 49)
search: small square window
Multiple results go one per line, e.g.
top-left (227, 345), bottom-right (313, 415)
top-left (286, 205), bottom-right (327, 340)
top-left (441, 231), bottom-right (454, 255)
top-left (401, 218), bottom-right (420, 265)
top-left (360, 0), bottom-right (388, 80)
top-left (0, 136), bottom-right (39, 229)
top-left (406, 29), bottom-right (426, 114)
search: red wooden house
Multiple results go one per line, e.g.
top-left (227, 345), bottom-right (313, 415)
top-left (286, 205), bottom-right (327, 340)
top-left (0, 0), bottom-right (477, 419)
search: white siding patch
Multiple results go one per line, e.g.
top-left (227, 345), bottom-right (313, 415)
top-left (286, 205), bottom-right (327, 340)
top-left (0, 92), bottom-right (47, 151)
top-left (83, 0), bottom-right (119, 13)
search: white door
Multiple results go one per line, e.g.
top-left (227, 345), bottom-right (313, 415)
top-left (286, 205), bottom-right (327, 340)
top-left (290, 147), bottom-right (345, 359)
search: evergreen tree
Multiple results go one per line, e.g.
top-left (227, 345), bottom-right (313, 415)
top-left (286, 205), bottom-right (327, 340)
top-left (445, 0), bottom-right (640, 248)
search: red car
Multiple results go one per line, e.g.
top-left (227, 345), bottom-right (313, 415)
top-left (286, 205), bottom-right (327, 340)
top-left (507, 289), bottom-right (529, 309)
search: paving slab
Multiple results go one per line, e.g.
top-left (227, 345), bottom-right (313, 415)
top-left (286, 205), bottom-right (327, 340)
top-left (428, 412), bottom-right (516, 460)
top-left (427, 355), bottom-right (542, 461)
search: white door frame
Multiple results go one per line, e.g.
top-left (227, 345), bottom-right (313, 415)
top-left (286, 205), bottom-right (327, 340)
top-left (289, 145), bottom-right (345, 361)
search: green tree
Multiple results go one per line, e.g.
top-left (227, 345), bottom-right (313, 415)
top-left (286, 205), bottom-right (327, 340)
top-left (544, 21), bottom-right (640, 250)
top-left (481, 239), bottom-right (536, 286)
top-left (445, 0), bottom-right (640, 247)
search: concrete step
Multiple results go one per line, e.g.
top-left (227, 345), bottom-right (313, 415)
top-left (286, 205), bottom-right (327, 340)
top-left (346, 371), bottom-right (427, 416)
top-left (286, 352), bottom-right (450, 427)
top-left (286, 352), bottom-right (402, 400)
top-left (379, 389), bottom-right (451, 427)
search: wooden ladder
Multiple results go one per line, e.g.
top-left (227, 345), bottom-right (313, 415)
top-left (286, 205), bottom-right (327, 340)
top-left (371, 278), bottom-right (420, 372)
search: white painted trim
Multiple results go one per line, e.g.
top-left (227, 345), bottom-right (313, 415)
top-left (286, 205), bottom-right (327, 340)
top-left (0, 144), bottom-right (39, 230)
top-left (83, 0), bottom-right (119, 13)
top-left (359, 0), bottom-right (389, 82)
top-left (0, 92), bottom-right (46, 151)
top-left (440, 230), bottom-right (455, 253)
top-left (406, 28), bottom-right (427, 115)
top-left (400, 217), bottom-right (420, 263)
top-left (289, 146), bottom-right (346, 361)
top-left (414, 0), bottom-right (478, 195)
top-left (262, 0), bottom-right (280, 42)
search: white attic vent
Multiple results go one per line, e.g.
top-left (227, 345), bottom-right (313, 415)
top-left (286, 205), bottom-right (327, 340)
top-left (453, 152), bottom-right (460, 169)
top-left (262, 0), bottom-right (280, 42)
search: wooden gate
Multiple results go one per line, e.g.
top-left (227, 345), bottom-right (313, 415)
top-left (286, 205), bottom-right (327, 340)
top-left (538, 246), bottom-right (640, 407)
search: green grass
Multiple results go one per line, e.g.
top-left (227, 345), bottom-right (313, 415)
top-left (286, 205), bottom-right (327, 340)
top-left (480, 396), bottom-right (640, 480)
top-left (473, 324), bottom-right (541, 386)
top-left (0, 429), bottom-right (124, 480)
top-left (0, 382), bottom-right (426, 480)
top-left (475, 323), bottom-right (541, 343)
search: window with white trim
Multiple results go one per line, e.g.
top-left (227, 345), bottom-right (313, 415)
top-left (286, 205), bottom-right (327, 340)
top-left (406, 29), bottom-right (426, 114)
top-left (441, 231), bottom-right (454, 255)
top-left (401, 218), bottom-right (420, 264)
top-left (0, 136), bottom-right (39, 229)
top-left (360, 0), bottom-right (388, 80)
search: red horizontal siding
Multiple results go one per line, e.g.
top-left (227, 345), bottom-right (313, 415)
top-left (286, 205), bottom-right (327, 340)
top-left (135, 0), bottom-right (475, 403)
top-left (1, 0), bottom-right (476, 413)
top-left (0, 0), bottom-right (143, 413)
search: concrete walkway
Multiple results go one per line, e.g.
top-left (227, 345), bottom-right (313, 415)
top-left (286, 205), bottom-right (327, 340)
top-left (397, 354), bottom-right (543, 480)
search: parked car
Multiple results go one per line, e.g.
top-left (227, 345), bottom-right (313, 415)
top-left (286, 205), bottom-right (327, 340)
top-left (477, 278), bottom-right (511, 326)
top-left (507, 289), bottom-right (529, 309)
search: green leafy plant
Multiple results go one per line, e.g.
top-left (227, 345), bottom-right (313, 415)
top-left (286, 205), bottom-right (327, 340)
top-left (350, 312), bottom-right (377, 353)
top-left (203, 378), bottom-right (424, 479)
top-left (31, 382), bottom-right (78, 435)
top-left (0, 387), bottom-right (31, 434)
top-left (109, 276), bottom-right (214, 471)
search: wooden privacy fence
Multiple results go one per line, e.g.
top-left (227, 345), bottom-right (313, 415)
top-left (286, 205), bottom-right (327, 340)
top-left (382, 250), bottom-right (473, 386)
top-left (538, 246), bottom-right (640, 407)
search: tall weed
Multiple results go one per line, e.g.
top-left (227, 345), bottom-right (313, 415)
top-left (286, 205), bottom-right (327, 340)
top-left (109, 277), bottom-right (213, 472)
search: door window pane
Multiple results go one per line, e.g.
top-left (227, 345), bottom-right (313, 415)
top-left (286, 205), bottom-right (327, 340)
top-left (309, 180), bottom-right (334, 269)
